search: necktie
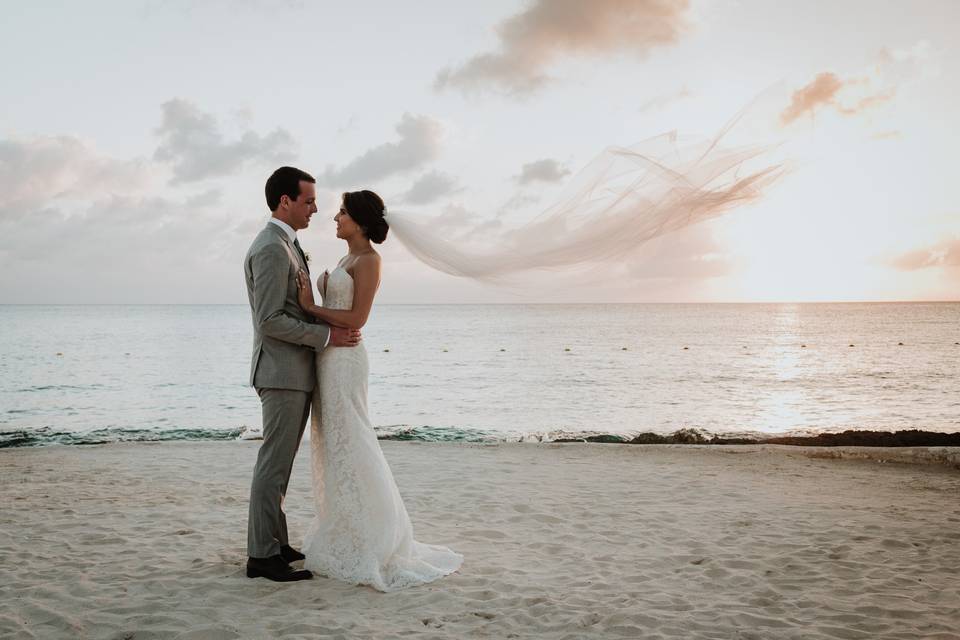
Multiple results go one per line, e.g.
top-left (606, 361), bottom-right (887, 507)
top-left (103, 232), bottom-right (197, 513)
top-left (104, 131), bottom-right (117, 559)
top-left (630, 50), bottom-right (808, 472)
top-left (293, 238), bottom-right (309, 272)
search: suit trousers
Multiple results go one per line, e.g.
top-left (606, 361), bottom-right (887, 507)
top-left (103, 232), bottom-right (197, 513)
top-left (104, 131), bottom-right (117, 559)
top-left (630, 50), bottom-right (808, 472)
top-left (247, 387), bottom-right (312, 558)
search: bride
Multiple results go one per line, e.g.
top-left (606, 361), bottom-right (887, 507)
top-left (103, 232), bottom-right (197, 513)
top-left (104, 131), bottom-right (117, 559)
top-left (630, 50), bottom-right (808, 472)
top-left (294, 189), bottom-right (464, 592)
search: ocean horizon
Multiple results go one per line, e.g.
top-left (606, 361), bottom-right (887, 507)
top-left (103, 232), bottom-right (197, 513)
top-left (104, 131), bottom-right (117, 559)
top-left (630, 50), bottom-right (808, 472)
top-left (2, 302), bottom-right (958, 448)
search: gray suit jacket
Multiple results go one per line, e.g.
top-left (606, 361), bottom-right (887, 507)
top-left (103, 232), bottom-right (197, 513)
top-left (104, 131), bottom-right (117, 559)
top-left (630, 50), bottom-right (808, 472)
top-left (244, 222), bottom-right (330, 392)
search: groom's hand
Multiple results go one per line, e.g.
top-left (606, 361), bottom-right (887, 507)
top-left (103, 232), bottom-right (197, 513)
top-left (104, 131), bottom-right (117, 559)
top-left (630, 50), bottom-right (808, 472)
top-left (329, 326), bottom-right (362, 347)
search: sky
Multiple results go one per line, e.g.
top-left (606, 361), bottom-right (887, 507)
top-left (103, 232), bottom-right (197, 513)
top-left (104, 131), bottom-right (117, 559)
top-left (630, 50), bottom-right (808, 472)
top-left (1, 0), bottom-right (958, 304)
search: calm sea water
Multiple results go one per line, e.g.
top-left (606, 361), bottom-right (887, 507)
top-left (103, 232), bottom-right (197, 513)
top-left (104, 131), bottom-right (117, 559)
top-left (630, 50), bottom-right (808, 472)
top-left (1, 303), bottom-right (958, 447)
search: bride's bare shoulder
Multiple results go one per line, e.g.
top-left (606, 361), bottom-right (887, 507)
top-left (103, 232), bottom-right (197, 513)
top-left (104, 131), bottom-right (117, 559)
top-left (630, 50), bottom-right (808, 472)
top-left (355, 251), bottom-right (381, 269)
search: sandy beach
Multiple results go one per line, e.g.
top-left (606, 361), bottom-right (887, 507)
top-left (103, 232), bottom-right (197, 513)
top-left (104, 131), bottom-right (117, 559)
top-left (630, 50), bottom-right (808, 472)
top-left (1, 441), bottom-right (958, 639)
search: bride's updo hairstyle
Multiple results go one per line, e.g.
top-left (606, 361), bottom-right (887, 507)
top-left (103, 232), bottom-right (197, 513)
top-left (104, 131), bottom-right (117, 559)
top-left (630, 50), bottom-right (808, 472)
top-left (342, 190), bottom-right (389, 244)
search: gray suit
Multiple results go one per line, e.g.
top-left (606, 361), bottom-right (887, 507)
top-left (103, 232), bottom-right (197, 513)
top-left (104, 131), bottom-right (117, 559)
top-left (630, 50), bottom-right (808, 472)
top-left (244, 221), bottom-right (329, 558)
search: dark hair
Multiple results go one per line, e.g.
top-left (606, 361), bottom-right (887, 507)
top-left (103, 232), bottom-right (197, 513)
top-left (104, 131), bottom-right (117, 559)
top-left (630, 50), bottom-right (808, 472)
top-left (265, 166), bottom-right (315, 211)
top-left (342, 190), bottom-right (388, 244)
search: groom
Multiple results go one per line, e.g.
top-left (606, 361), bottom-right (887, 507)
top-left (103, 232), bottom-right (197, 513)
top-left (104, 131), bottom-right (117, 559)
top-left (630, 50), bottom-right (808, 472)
top-left (243, 166), bottom-right (361, 582)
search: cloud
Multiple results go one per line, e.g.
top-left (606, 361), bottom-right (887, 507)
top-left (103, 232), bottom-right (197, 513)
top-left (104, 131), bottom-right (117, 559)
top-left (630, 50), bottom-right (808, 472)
top-left (832, 86), bottom-right (897, 117)
top-left (498, 192), bottom-right (542, 215)
top-left (890, 236), bottom-right (960, 271)
top-left (399, 171), bottom-right (461, 205)
top-left (638, 85), bottom-right (692, 113)
top-left (0, 188), bottom-right (249, 303)
top-left (781, 41), bottom-right (939, 126)
top-left (185, 188), bottom-right (223, 207)
top-left (780, 71), bottom-right (896, 125)
top-left (0, 122), bottom-right (255, 303)
top-left (878, 40), bottom-right (942, 81)
top-left (1, 193), bottom-right (214, 258)
top-left (0, 136), bottom-right (150, 210)
top-left (435, 0), bottom-right (691, 96)
top-left (154, 98), bottom-right (296, 183)
top-left (318, 113), bottom-right (444, 187)
top-left (514, 158), bottom-right (570, 185)
top-left (779, 72), bottom-right (845, 124)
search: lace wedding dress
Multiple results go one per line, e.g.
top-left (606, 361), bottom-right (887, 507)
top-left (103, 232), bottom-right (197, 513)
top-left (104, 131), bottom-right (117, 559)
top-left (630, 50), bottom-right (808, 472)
top-left (302, 267), bottom-right (463, 591)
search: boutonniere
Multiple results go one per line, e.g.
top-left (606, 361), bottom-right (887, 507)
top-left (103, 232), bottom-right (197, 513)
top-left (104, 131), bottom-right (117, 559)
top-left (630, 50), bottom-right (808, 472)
top-left (303, 251), bottom-right (311, 264)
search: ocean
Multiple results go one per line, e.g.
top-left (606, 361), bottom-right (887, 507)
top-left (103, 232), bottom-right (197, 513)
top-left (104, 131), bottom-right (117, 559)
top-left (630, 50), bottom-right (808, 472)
top-left (1, 303), bottom-right (957, 447)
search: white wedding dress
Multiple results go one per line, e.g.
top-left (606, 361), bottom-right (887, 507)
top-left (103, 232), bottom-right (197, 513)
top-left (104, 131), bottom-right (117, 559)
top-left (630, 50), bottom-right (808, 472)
top-left (301, 267), bottom-right (463, 591)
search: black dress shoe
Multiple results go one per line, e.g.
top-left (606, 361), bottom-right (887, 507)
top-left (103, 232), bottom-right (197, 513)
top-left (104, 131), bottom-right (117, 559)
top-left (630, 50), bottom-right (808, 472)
top-left (246, 554), bottom-right (312, 582)
top-left (280, 544), bottom-right (306, 563)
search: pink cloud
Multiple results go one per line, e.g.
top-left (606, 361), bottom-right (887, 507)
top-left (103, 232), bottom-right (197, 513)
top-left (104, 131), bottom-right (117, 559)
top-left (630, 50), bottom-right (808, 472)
top-left (891, 236), bottom-right (960, 270)
top-left (0, 136), bottom-right (150, 210)
top-left (780, 42), bottom-right (934, 126)
top-left (779, 72), bottom-right (896, 125)
top-left (435, 0), bottom-right (691, 96)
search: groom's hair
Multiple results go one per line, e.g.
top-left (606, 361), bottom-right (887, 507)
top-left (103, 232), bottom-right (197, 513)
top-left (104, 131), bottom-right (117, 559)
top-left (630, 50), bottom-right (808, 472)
top-left (265, 166), bottom-right (316, 211)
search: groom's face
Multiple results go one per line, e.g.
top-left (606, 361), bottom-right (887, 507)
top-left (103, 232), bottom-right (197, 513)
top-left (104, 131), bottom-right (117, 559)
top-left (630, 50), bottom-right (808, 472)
top-left (285, 181), bottom-right (318, 230)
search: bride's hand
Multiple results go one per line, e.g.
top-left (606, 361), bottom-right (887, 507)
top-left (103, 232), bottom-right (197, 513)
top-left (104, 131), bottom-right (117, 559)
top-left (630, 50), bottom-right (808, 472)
top-left (296, 270), bottom-right (315, 310)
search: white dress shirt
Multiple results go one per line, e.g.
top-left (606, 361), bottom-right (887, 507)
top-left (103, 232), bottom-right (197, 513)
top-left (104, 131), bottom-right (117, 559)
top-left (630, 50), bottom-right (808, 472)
top-left (269, 217), bottom-right (297, 242)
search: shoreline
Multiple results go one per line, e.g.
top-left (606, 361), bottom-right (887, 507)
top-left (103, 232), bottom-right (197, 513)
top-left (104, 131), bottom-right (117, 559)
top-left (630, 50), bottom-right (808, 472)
top-left (3, 426), bottom-right (959, 452)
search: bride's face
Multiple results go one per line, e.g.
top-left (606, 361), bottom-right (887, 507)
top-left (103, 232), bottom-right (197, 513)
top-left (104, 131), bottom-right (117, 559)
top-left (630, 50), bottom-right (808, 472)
top-left (334, 206), bottom-right (362, 240)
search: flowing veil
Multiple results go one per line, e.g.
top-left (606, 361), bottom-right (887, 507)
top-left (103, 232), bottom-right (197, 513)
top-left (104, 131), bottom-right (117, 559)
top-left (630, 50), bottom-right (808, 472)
top-left (385, 109), bottom-right (787, 281)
